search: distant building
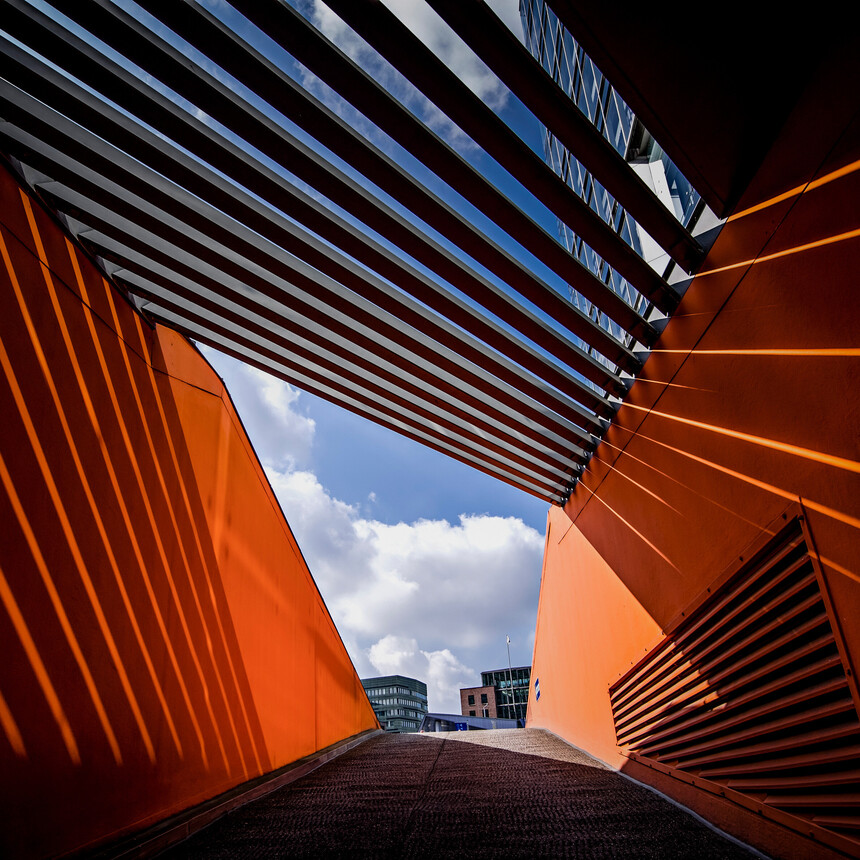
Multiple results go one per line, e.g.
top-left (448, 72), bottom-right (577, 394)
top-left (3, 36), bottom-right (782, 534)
top-left (361, 675), bottom-right (428, 733)
top-left (419, 713), bottom-right (521, 733)
top-left (461, 667), bottom-right (531, 723)
top-left (459, 685), bottom-right (497, 718)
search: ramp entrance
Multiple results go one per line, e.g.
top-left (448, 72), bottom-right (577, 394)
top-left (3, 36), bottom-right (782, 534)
top-left (161, 730), bottom-right (754, 858)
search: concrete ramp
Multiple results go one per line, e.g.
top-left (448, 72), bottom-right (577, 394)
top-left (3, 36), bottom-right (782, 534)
top-left (162, 729), bottom-right (755, 858)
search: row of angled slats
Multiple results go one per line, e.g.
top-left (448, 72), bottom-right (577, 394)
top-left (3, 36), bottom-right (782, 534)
top-left (611, 532), bottom-right (806, 710)
top-left (609, 522), bottom-right (860, 844)
top-left (614, 583), bottom-right (823, 739)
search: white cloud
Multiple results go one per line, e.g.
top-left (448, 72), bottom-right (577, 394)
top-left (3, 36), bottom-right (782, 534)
top-left (266, 461), bottom-right (543, 712)
top-left (368, 636), bottom-right (475, 713)
top-left (368, 634), bottom-right (420, 674)
top-left (486, 0), bottom-right (526, 40)
top-left (375, 0), bottom-right (509, 106)
top-left (202, 346), bottom-right (544, 714)
top-left (345, 514), bottom-right (542, 647)
top-left (421, 647), bottom-right (476, 711)
top-left (200, 347), bottom-right (315, 471)
top-left (265, 468), bottom-right (376, 598)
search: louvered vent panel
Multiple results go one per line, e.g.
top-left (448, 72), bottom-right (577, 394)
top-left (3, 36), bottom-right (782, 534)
top-left (610, 520), bottom-right (860, 848)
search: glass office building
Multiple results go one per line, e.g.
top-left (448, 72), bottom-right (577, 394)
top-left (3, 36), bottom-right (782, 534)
top-left (481, 667), bottom-right (531, 723)
top-left (520, 0), bottom-right (701, 350)
top-left (361, 675), bottom-right (428, 733)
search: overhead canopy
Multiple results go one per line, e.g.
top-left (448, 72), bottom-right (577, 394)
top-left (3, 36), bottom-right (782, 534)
top-left (0, 0), bottom-right (709, 503)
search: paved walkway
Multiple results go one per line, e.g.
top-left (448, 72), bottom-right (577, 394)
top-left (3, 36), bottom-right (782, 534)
top-left (162, 729), bottom-right (755, 858)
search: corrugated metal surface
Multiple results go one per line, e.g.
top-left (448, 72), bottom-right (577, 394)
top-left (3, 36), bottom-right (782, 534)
top-left (610, 518), bottom-right (860, 851)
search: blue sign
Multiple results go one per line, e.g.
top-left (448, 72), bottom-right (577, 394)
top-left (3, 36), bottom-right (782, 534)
top-left (454, 722), bottom-right (468, 731)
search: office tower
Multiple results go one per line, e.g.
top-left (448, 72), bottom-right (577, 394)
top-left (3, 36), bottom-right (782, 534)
top-left (362, 675), bottom-right (429, 733)
top-left (461, 666), bottom-right (531, 722)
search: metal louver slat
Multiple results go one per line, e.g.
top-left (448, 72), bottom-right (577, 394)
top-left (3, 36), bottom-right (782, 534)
top-left (615, 628), bottom-right (838, 747)
top-left (312, 0), bottom-right (683, 310)
top-left (772, 793), bottom-right (860, 809)
top-left (613, 565), bottom-right (819, 729)
top-left (26, 0), bottom-right (651, 363)
top-left (423, 0), bottom-right (704, 272)
top-left (0, 37), bottom-right (627, 402)
top-left (143, 306), bottom-right (568, 503)
top-left (725, 768), bottom-right (860, 791)
top-left (616, 605), bottom-right (828, 740)
top-left (217, 0), bottom-right (677, 321)
top-left (609, 518), bottom-right (860, 852)
top-left (640, 679), bottom-right (851, 759)
top-left (610, 532), bottom-right (807, 707)
top-left (700, 742), bottom-right (860, 778)
top-left (678, 722), bottom-right (860, 770)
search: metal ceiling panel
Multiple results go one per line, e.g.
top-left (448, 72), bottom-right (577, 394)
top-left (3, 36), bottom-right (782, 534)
top-left (0, 0), bottom-right (709, 502)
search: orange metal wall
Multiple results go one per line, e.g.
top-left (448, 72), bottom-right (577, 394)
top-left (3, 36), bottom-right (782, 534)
top-left (529, 509), bottom-right (662, 766)
top-left (527, 51), bottom-right (859, 857)
top-left (0, 164), bottom-right (378, 859)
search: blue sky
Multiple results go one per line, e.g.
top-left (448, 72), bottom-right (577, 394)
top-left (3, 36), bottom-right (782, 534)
top-left (307, 392), bottom-right (550, 531)
top-left (204, 345), bottom-right (549, 714)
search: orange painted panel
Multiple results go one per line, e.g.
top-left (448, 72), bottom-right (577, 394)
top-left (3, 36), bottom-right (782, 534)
top-left (0, 165), bottom-right (377, 859)
top-left (529, 55), bottom-right (860, 855)
top-left (529, 56), bottom-right (860, 860)
top-left (528, 507), bottom-right (661, 766)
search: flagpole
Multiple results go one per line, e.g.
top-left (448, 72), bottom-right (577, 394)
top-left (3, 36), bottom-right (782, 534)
top-left (506, 635), bottom-right (516, 722)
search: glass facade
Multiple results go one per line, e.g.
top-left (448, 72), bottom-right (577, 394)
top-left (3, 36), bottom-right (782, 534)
top-left (362, 674), bottom-right (428, 733)
top-left (482, 667), bottom-right (531, 722)
top-left (519, 0), bottom-right (700, 353)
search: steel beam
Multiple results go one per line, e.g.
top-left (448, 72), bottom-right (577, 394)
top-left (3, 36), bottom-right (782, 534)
top-left (23, 0), bottom-right (652, 358)
top-left (0, 32), bottom-right (634, 392)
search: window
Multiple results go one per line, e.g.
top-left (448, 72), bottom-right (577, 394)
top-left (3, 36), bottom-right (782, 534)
top-left (468, 694), bottom-right (475, 705)
top-left (480, 693), bottom-right (488, 704)
top-left (469, 710), bottom-right (476, 717)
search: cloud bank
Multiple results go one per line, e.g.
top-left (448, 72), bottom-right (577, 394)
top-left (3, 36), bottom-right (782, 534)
top-left (204, 347), bottom-right (544, 713)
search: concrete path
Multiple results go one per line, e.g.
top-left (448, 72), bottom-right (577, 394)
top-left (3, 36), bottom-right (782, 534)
top-left (161, 729), bottom-right (755, 858)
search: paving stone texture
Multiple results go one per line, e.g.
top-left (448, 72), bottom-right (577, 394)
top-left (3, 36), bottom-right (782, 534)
top-left (161, 729), bottom-right (756, 858)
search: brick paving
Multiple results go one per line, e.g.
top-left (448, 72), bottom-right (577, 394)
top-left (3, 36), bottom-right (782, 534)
top-left (161, 729), bottom-right (755, 858)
